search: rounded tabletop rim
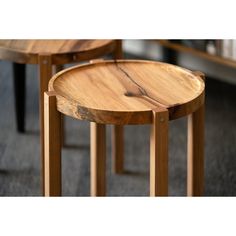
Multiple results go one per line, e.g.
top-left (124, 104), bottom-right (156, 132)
top-left (49, 59), bottom-right (205, 124)
top-left (0, 40), bottom-right (116, 64)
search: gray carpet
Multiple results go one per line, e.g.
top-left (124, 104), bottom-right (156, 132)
top-left (0, 59), bottom-right (236, 196)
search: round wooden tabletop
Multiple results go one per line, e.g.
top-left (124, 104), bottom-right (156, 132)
top-left (49, 60), bottom-right (205, 125)
top-left (0, 40), bottom-right (116, 64)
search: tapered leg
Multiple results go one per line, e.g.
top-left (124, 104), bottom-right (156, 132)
top-left (13, 63), bottom-right (26, 133)
top-left (187, 104), bottom-right (205, 196)
top-left (150, 109), bottom-right (169, 196)
top-left (39, 54), bottom-right (53, 195)
top-left (90, 122), bottom-right (106, 196)
top-left (112, 40), bottom-right (124, 174)
top-left (44, 92), bottom-right (61, 196)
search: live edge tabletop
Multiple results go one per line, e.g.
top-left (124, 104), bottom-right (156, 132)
top-left (49, 60), bottom-right (205, 125)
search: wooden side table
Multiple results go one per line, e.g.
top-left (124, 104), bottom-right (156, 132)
top-left (0, 40), bottom-right (124, 194)
top-left (44, 60), bottom-right (205, 196)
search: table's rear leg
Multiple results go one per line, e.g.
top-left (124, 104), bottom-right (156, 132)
top-left (13, 63), bottom-right (26, 133)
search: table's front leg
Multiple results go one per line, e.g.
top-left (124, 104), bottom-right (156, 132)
top-left (150, 109), bottom-right (169, 196)
top-left (39, 54), bottom-right (53, 195)
top-left (187, 104), bottom-right (205, 196)
top-left (44, 92), bottom-right (62, 196)
top-left (90, 122), bottom-right (106, 196)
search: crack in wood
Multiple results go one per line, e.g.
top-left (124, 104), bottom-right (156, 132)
top-left (114, 61), bottom-right (167, 108)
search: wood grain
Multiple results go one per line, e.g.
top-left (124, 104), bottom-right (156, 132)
top-left (90, 122), bottom-right (106, 196)
top-left (44, 92), bottom-right (62, 196)
top-left (0, 40), bottom-right (116, 65)
top-left (0, 39), bottom-right (122, 197)
top-left (43, 58), bottom-right (205, 197)
top-left (150, 108), bottom-right (169, 196)
top-left (49, 60), bottom-right (205, 125)
top-left (187, 104), bottom-right (205, 196)
top-left (39, 54), bottom-right (53, 195)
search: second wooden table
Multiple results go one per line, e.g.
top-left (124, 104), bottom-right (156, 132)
top-left (0, 40), bottom-right (123, 194)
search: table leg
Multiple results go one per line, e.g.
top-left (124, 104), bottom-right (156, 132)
top-left (13, 63), bottom-right (26, 133)
top-left (44, 92), bottom-right (62, 196)
top-left (90, 122), bottom-right (106, 196)
top-left (187, 104), bottom-right (205, 196)
top-left (150, 109), bottom-right (169, 196)
top-left (39, 54), bottom-right (53, 195)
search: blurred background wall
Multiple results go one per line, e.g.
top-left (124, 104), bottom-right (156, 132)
top-left (124, 40), bottom-right (236, 85)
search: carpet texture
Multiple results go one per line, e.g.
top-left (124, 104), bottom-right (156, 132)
top-left (0, 59), bottom-right (236, 196)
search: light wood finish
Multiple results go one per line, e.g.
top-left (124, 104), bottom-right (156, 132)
top-left (44, 92), bottom-right (61, 196)
top-left (90, 122), bottom-right (106, 196)
top-left (45, 59), bottom-right (205, 196)
top-left (49, 60), bottom-right (205, 125)
top-left (39, 54), bottom-right (53, 195)
top-left (0, 40), bottom-right (116, 65)
top-left (0, 40), bottom-right (120, 196)
top-left (187, 103), bottom-right (205, 196)
top-left (150, 108), bottom-right (169, 196)
top-left (112, 40), bottom-right (124, 174)
top-left (156, 39), bottom-right (236, 69)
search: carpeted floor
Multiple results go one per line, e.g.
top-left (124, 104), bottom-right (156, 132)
top-left (0, 58), bottom-right (236, 196)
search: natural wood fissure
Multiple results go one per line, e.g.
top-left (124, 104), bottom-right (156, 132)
top-left (50, 60), bottom-right (205, 125)
top-left (44, 58), bottom-right (205, 197)
top-left (114, 62), bottom-right (168, 108)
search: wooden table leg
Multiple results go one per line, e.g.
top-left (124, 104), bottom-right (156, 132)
top-left (150, 109), bottom-right (169, 196)
top-left (44, 92), bottom-right (62, 196)
top-left (39, 54), bottom-right (53, 195)
top-left (187, 104), bottom-right (205, 196)
top-left (112, 40), bottom-right (124, 174)
top-left (90, 122), bottom-right (106, 196)
top-left (13, 63), bottom-right (26, 133)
